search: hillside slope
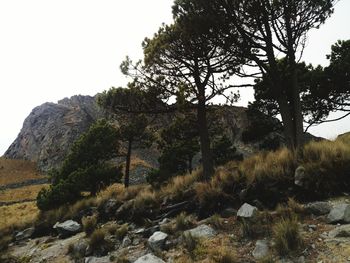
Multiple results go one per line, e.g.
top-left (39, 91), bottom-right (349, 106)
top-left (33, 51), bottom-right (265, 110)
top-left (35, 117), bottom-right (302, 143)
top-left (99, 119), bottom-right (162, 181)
top-left (3, 95), bottom-right (263, 175)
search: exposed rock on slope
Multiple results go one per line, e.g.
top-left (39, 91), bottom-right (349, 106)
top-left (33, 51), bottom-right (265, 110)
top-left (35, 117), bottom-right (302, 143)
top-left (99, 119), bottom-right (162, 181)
top-left (4, 94), bottom-right (277, 174)
top-left (4, 95), bottom-right (103, 171)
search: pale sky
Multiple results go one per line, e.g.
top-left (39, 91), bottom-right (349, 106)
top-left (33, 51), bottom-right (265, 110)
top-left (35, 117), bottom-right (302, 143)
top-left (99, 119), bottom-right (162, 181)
top-left (0, 0), bottom-right (349, 155)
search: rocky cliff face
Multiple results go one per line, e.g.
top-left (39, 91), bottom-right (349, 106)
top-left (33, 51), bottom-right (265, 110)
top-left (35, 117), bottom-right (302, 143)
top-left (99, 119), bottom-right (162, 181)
top-left (4, 95), bottom-right (104, 171)
top-left (4, 95), bottom-right (262, 175)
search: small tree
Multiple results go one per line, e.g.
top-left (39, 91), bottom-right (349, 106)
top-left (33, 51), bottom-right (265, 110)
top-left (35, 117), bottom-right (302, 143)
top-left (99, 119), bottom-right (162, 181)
top-left (118, 114), bottom-right (154, 187)
top-left (37, 119), bottom-right (121, 210)
top-left (98, 89), bottom-right (156, 188)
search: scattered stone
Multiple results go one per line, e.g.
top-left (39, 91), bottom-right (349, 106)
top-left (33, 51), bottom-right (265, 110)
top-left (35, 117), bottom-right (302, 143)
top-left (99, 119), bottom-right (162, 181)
top-left (159, 218), bottom-right (171, 225)
top-left (220, 207), bottom-right (237, 218)
top-left (252, 240), bottom-right (269, 259)
top-left (305, 202), bottom-right (332, 216)
top-left (53, 220), bottom-right (81, 237)
top-left (134, 253), bottom-right (165, 263)
top-left (184, 224), bottom-right (217, 239)
top-left (327, 224), bottom-right (350, 238)
top-left (15, 227), bottom-right (35, 241)
top-left (133, 237), bottom-right (141, 246)
top-left (148, 231), bottom-right (168, 251)
top-left (237, 203), bottom-right (258, 219)
top-left (133, 228), bottom-right (146, 235)
top-left (122, 236), bottom-right (132, 248)
top-left (327, 204), bottom-right (350, 224)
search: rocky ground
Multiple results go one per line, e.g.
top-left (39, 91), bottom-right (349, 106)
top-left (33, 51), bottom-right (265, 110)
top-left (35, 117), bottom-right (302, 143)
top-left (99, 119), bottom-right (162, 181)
top-left (3, 197), bottom-right (350, 263)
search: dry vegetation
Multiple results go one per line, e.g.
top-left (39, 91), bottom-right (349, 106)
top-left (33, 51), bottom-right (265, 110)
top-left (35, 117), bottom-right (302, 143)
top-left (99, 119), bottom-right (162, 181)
top-left (0, 158), bottom-right (45, 185)
top-left (0, 201), bottom-right (39, 233)
top-left (0, 184), bottom-right (49, 203)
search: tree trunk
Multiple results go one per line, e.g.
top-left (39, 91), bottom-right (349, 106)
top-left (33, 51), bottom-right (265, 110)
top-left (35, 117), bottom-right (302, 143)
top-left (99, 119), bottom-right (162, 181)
top-left (289, 59), bottom-right (304, 149)
top-left (197, 99), bottom-right (214, 180)
top-left (124, 139), bottom-right (132, 188)
top-left (188, 155), bottom-right (193, 174)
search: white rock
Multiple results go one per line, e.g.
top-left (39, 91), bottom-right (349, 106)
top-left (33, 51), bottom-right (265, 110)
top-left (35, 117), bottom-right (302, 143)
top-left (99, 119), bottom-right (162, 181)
top-left (252, 239), bottom-right (269, 259)
top-left (327, 204), bottom-right (350, 224)
top-left (237, 203), bottom-right (258, 218)
top-left (148, 231), bottom-right (168, 251)
top-left (184, 224), bottom-right (217, 238)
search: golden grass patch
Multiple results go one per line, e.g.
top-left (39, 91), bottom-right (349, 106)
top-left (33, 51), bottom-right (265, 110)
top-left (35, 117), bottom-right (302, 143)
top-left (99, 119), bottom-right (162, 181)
top-left (0, 201), bottom-right (39, 233)
top-left (0, 184), bottom-right (49, 203)
top-left (0, 158), bottom-right (45, 185)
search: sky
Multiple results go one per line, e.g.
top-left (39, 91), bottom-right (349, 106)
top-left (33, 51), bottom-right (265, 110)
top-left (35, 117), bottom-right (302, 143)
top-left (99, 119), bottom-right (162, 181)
top-left (0, 0), bottom-right (349, 155)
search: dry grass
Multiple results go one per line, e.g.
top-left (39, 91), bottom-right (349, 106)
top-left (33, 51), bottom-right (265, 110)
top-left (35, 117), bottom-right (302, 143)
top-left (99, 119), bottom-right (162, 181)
top-left (300, 137), bottom-right (350, 195)
top-left (0, 201), bottom-right (39, 233)
top-left (273, 215), bottom-right (303, 256)
top-left (0, 184), bottom-right (49, 203)
top-left (0, 158), bottom-right (45, 185)
top-left (238, 148), bottom-right (296, 185)
top-left (159, 169), bottom-right (201, 202)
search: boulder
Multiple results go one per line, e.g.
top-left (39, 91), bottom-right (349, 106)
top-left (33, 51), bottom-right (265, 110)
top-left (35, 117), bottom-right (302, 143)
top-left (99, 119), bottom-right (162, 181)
top-left (15, 227), bottom-right (35, 241)
top-left (327, 224), bottom-right (350, 238)
top-left (327, 204), bottom-right (350, 224)
top-left (53, 220), bottom-right (81, 237)
top-left (148, 231), bottom-right (168, 251)
top-left (184, 224), bottom-right (217, 239)
top-left (305, 201), bottom-right (332, 216)
top-left (237, 203), bottom-right (258, 219)
top-left (134, 253), bottom-right (165, 263)
top-left (252, 240), bottom-right (269, 259)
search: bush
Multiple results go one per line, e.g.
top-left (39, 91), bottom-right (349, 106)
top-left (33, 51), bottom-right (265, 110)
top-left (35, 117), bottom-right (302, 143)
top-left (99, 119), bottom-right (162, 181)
top-left (175, 212), bottom-right (194, 232)
top-left (273, 216), bottom-right (303, 256)
top-left (300, 138), bottom-right (350, 197)
top-left (89, 229), bottom-right (106, 252)
top-left (210, 247), bottom-right (237, 263)
top-left (115, 224), bottom-right (128, 241)
top-left (82, 215), bottom-right (98, 236)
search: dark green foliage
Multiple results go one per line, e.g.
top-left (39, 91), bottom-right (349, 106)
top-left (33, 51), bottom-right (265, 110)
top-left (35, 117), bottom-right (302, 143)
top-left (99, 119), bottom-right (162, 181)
top-left (212, 135), bottom-right (243, 165)
top-left (242, 105), bottom-right (283, 150)
top-left (37, 120), bottom-right (121, 211)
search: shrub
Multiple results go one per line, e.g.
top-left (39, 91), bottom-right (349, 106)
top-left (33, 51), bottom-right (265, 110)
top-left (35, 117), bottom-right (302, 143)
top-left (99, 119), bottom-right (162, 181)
top-left (207, 214), bottom-right (224, 230)
top-left (115, 224), bottom-right (128, 241)
top-left (89, 229), bottom-right (106, 252)
top-left (300, 138), bottom-right (350, 197)
top-left (106, 223), bottom-right (118, 235)
top-left (273, 216), bottom-right (303, 256)
top-left (175, 212), bottom-right (194, 232)
top-left (82, 215), bottom-right (98, 236)
top-left (210, 247), bottom-right (237, 263)
top-left (182, 232), bottom-right (198, 255)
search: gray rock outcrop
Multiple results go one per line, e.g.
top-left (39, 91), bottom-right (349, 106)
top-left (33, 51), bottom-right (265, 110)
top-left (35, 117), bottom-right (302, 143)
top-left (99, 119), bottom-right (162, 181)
top-left (305, 201), bottom-right (332, 216)
top-left (53, 220), bottom-right (81, 237)
top-left (184, 224), bottom-right (217, 238)
top-left (252, 240), bottom-right (269, 259)
top-left (327, 204), bottom-right (350, 224)
top-left (4, 95), bottom-right (103, 171)
top-left (148, 231), bottom-right (168, 251)
top-left (237, 203), bottom-right (258, 219)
